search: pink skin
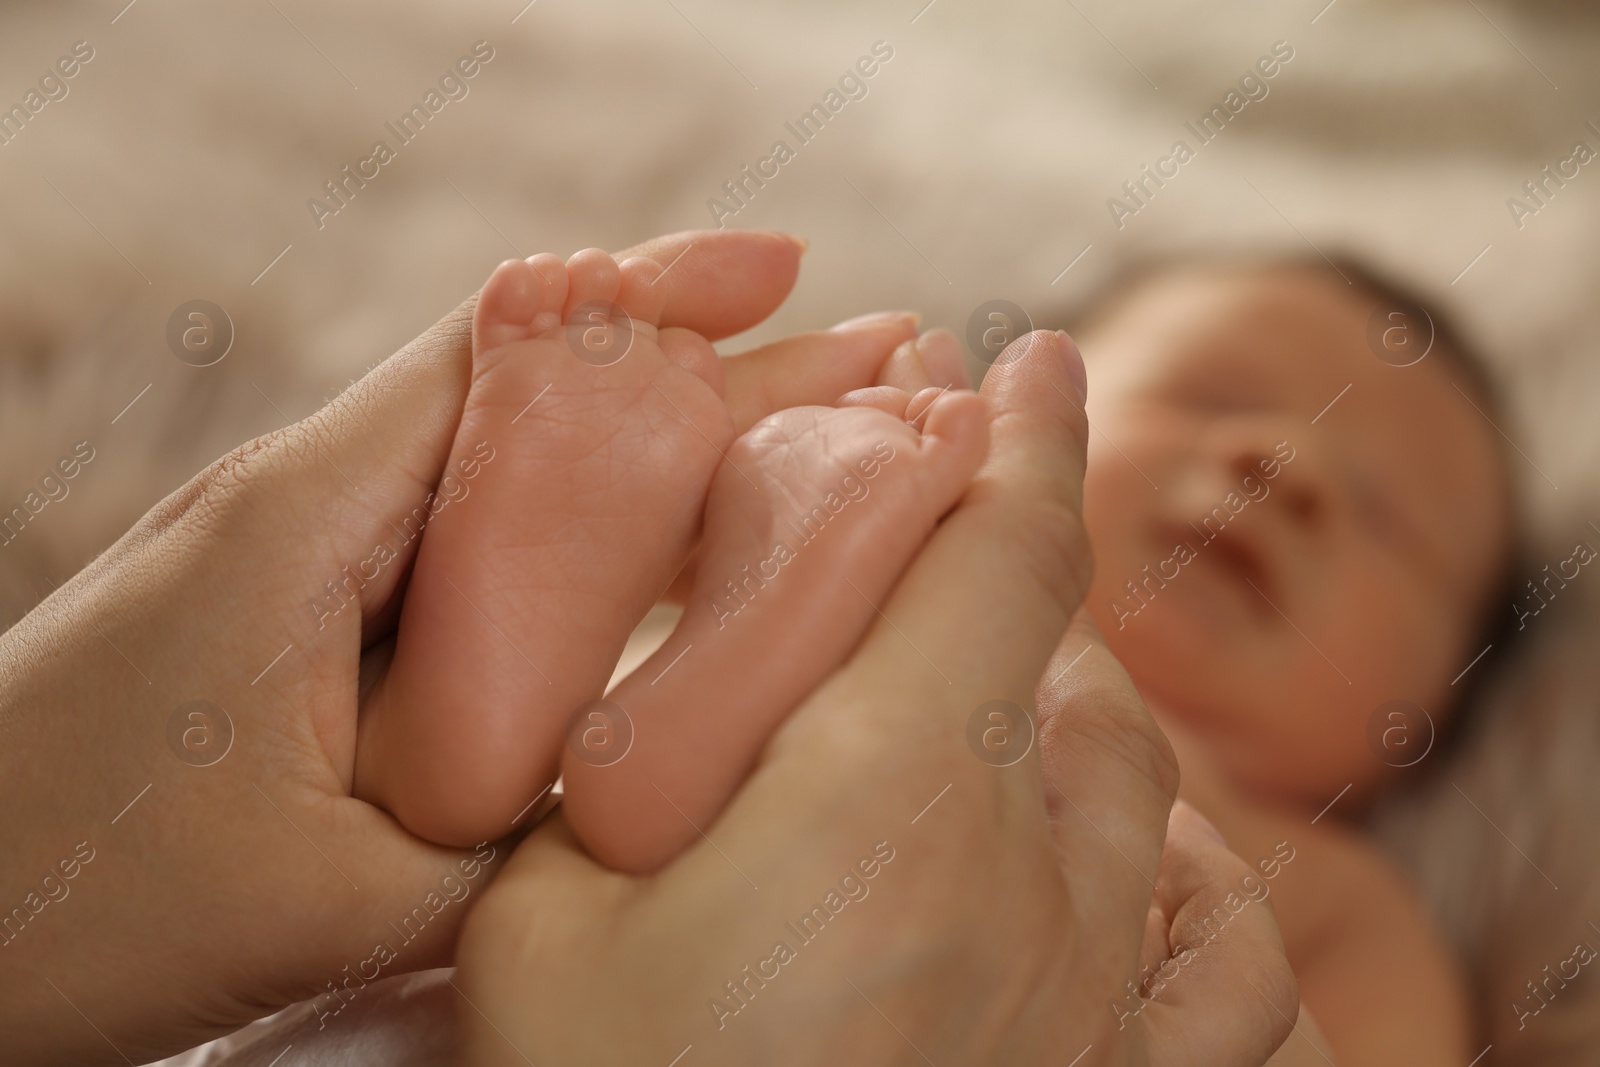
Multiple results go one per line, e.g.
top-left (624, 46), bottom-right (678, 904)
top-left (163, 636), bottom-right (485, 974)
top-left (562, 385), bottom-right (988, 873)
top-left (355, 249), bottom-right (736, 846)
top-left (355, 250), bottom-right (988, 863)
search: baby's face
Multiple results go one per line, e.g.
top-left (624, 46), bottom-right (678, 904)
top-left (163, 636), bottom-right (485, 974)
top-left (1078, 266), bottom-right (1509, 806)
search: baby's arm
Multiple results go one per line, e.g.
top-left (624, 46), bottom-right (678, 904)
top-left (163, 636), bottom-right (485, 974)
top-left (1282, 834), bottom-right (1473, 1067)
top-left (1189, 783), bottom-right (1470, 1063)
top-left (1160, 719), bottom-right (1471, 1065)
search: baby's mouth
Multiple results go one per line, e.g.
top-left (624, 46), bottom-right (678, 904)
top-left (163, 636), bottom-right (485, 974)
top-left (1200, 528), bottom-right (1281, 623)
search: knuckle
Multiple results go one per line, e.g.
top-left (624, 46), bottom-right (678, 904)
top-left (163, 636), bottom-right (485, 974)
top-left (1071, 688), bottom-right (1180, 803)
top-left (1254, 952), bottom-right (1302, 1052)
top-left (189, 432), bottom-right (294, 524)
top-left (996, 495), bottom-right (1095, 617)
top-left (1060, 399), bottom-right (1091, 459)
top-left (149, 418), bottom-right (324, 543)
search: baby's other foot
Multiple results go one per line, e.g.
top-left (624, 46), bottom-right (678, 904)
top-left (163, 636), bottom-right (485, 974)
top-left (355, 248), bottom-right (733, 846)
top-left (562, 385), bottom-right (989, 872)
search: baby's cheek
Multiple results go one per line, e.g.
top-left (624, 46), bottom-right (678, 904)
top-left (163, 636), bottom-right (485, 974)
top-left (1346, 564), bottom-right (1458, 696)
top-left (1082, 448), bottom-right (1136, 531)
top-left (1311, 578), bottom-right (1452, 771)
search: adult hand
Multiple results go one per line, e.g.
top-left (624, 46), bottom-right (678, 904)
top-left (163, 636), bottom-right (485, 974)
top-left (0, 230), bottom-right (947, 1066)
top-left (455, 331), bottom-right (1299, 1066)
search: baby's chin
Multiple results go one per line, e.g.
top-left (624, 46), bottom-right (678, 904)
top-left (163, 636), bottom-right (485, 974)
top-left (1130, 664), bottom-right (1402, 809)
top-left (1089, 577), bottom-right (1459, 807)
top-left (1090, 571), bottom-right (1258, 689)
top-left (1092, 601), bottom-right (1247, 733)
top-left (1088, 599), bottom-right (1323, 795)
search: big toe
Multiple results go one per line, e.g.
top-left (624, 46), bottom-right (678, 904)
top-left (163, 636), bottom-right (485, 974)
top-left (474, 258), bottom-right (559, 353)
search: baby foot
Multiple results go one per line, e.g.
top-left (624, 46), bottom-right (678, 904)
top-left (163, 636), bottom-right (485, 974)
top-left (561, 384), bottom-right (989, 873)
top-left (355, 249), bottom-right (734, 846)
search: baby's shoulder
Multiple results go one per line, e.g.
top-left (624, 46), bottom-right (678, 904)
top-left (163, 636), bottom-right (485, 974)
top-left (1233, 801), bottom-right (1423, 936)
top-left (1245, 810), bottom-right (1472, 1066)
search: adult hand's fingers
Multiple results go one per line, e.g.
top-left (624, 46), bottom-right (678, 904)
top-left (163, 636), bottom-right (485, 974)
top-left (1140, 801), bottom-right (1300, 1067)
top-left (721, 313), bottom-right (920, 432)
top-left (874, 337), bottom-right (934, 393)
top-left (1035, 610), bottom-right (1180, 981)
top-left (870, 328), bottom-right (971, 394)
top-left (619, 229), bottom-right (806, 340)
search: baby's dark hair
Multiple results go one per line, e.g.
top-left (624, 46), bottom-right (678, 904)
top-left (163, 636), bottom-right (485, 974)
top-left (1061, 250), bottom-right (1524, 742)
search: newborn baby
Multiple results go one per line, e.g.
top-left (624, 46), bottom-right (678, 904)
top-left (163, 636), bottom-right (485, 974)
top-left (1069, 259), bottom-right (1513, 1064)
top-left (353, 248), bottom-right (987, 871)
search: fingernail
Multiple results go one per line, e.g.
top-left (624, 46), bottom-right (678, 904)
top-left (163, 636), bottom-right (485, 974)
top-left (830, 310), bottom-right (920, 333)
top-left (915, 329), bottom-right (971, 390)
top-left (778, 231), bottom-right (809, 254)
top-left (1058, 330), bottom-right (1087, 405)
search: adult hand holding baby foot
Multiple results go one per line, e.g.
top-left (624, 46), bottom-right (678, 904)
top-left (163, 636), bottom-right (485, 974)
top-left (0, 229), bottom-right (952, 1066)
top-left (0, 225), bottom-right (1300, 1067)
top-left (354, 239), bottom-right (987, 869)
top-left (453, 330), bottom-right (1303, 1066)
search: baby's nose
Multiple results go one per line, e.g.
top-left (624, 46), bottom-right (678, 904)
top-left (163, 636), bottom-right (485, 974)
top-left (1222, 438), bottom-right (1330, 533)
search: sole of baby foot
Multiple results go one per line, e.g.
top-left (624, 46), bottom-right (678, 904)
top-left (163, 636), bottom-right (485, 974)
top-left (356, 249), bottom-right (734, 847)
top-left (561, 387), bottom-right (988, 873)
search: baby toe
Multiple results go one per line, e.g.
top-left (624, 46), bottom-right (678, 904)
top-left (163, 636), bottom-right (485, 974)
top-left (525, 252), bottom-right (569, 336)
top-left (837, 385), bottom-right (915, 419)
top-left (473, 259), bottom-right (545, 352)
top-left (563, 247), bottom-right (622, 322)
